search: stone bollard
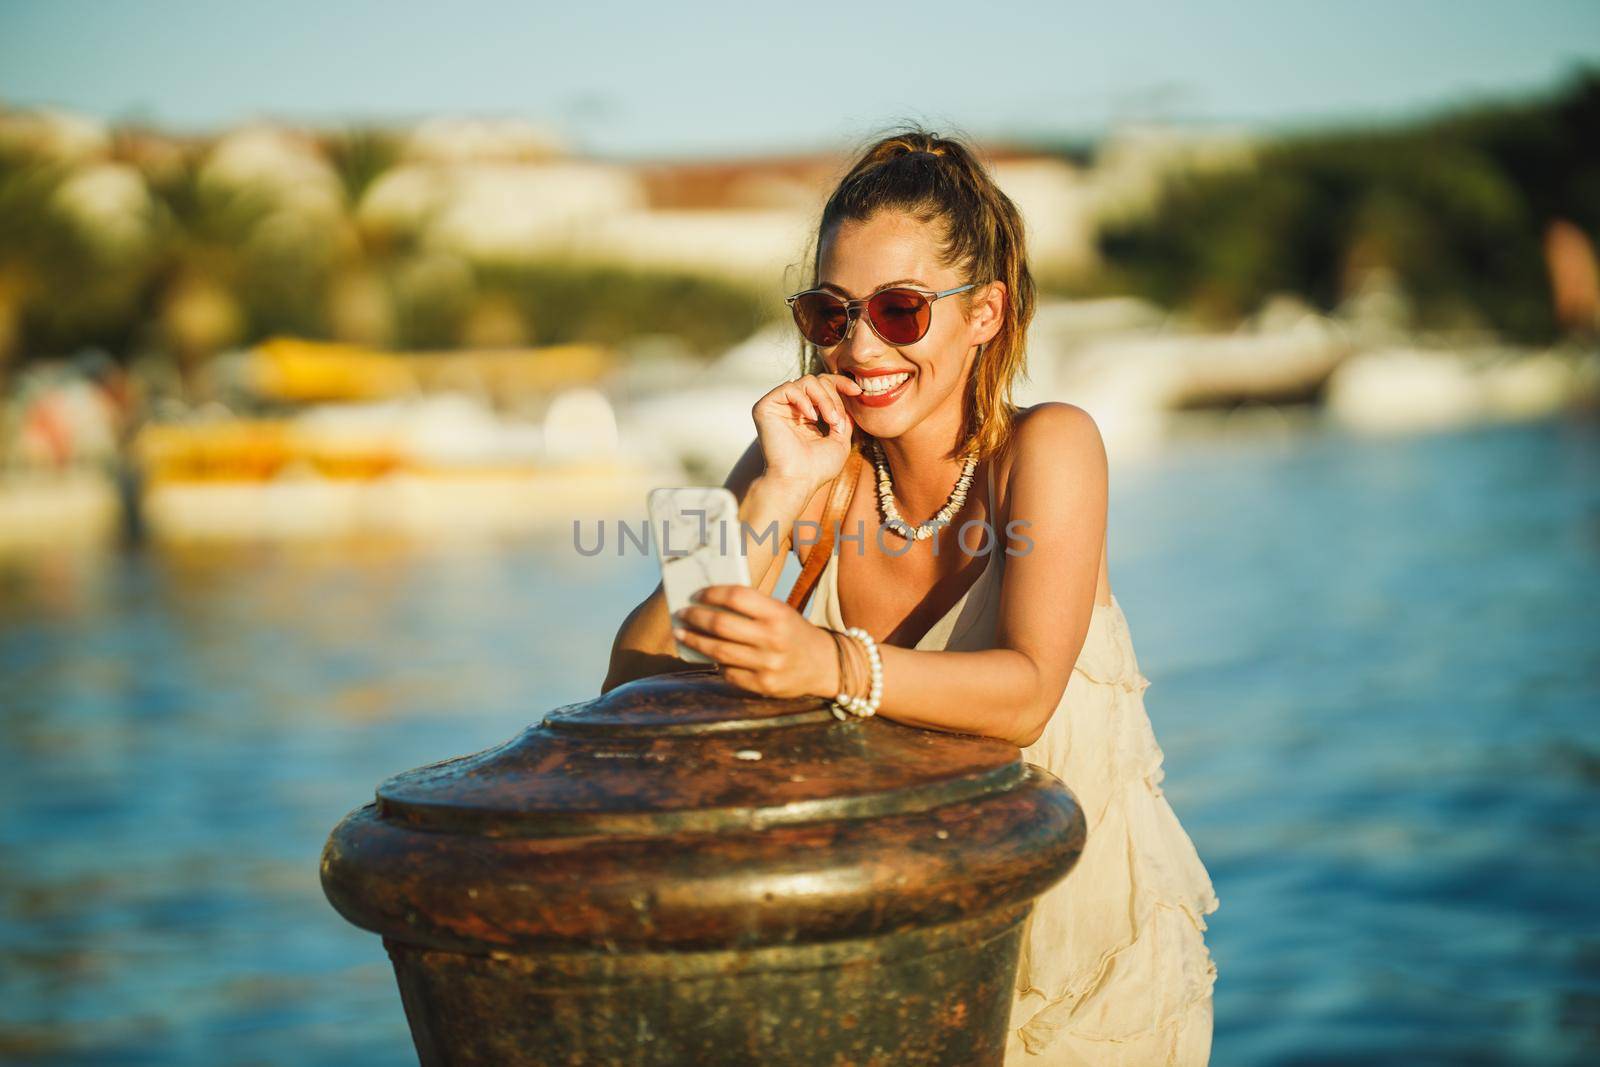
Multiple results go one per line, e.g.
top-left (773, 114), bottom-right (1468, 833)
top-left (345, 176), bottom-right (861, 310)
top-left (321, 666), bottom-right (1085, 1066)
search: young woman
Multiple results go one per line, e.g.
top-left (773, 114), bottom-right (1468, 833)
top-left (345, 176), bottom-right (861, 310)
top-left (604, 129), bottom-right (1220, 1065)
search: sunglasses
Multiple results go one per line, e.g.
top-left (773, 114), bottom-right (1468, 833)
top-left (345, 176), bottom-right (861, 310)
top-left (785, 282), bottom-right (978, 348)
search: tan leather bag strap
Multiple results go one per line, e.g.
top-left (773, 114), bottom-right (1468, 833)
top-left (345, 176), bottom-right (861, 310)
top-left (786, 447), bottom-right (865, 615)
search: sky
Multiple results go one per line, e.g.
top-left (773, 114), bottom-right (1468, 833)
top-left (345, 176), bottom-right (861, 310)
top-left (2, 0), bottom-right (1597, 160)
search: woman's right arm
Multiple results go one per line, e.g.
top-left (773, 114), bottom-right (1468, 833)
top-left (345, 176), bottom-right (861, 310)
top-left (601, 373), bottom-right (860, 695)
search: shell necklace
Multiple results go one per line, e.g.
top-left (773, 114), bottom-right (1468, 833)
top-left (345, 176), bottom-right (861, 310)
top-left (868, 438), bottom-right (978, 542)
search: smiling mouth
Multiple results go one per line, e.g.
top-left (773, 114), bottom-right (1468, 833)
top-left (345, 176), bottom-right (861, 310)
top-left (848, 369), bottom-right (915, 396)
top-left (846, 369), bottom-right (916, 407)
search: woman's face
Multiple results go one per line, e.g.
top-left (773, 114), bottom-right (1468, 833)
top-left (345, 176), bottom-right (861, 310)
top-left (814, 210), bottom-right (1002, 441)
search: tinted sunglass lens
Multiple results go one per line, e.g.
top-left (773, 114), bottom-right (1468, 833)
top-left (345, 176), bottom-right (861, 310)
top-left (792, 292), bottom-right (849, 347)
top-left (868, 289), bottom-right (932, 345)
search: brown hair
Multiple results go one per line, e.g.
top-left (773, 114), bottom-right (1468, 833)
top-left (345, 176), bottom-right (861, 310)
top-left (793, 125), bottom-right (1036, 463)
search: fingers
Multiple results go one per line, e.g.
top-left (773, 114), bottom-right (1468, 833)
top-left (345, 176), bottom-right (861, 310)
top-left (673, 626), bottom-right (772, 672)
top-left (759, 374), bottom-right (857, 438)
top-left (774, 380), bottom-right (820, 424)
top-left (673, 595), bottom-right (778, 671)
top-left (672, 585), bottom-right (783, 665)
top-left (799, 377), bottom-right (844, 434)
top-left (673, 602), bottom-right (763, 646)
top-left (811, 376), bottom-right (855, 437)
top-left (821, 371), bottom-right (864, 395)
top-left (690, 584), bottom-right (780, 620)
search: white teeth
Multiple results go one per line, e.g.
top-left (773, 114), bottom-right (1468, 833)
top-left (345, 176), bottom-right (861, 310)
top-left (858, 372), bottom-right (911, 395)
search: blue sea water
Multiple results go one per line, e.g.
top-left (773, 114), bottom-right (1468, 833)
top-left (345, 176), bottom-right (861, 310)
top-left (1, 414), bottom-right (1596, 1066)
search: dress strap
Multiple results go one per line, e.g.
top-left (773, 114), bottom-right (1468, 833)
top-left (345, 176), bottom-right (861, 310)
top-left (985, 457), bottom-right (1002, 577)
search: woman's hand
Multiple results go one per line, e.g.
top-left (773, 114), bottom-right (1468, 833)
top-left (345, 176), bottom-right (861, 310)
top-left (671, 584), bottom-right (839, 699)
top-left (752, 372), bottom-right (863, 493)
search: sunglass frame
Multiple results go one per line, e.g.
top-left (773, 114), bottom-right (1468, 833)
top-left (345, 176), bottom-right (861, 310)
top-left (784, 282), bottom-right (978, 347)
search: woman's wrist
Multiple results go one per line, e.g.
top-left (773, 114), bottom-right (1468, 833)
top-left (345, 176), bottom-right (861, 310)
top-left (840, 629), bottom-right (864, 701)
top-left (741, 474), bottom-right (816, 545)
top-left (829, 627), bottom-right (882, 720)
top-left (824, 627), bottom-right (847, 702)
top-left (748, 470), bottom-right (819, 512)
top-left (737, 474), bottom-right (816, 594)
top-left (813, 625), bottom-right (847, 701)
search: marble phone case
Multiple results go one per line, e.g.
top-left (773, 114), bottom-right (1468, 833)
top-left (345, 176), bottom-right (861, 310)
top-left (648, 487), bottom-right (752, 664)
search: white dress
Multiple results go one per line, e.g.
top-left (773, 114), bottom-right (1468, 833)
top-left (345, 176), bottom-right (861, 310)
top-left (806, 459), bottom-right (1221, 1065)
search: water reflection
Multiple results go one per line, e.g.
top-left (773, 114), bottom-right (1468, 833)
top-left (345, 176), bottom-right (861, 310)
top-left (2, 415), bottom-right (1597, 1065)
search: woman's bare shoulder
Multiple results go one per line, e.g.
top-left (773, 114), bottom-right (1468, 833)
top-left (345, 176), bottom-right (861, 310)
top-left (1002, 403), bottom-right (1108, 485)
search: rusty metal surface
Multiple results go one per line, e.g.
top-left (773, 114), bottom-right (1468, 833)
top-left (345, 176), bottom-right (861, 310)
top-left (322, 666), bottom-right (1086, 1065)
top-left (385, 905), bottom-right (1026, 1067)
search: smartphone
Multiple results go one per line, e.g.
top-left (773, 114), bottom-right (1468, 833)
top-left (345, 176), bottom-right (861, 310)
top-left (647, 486), bottom-right (753, 664)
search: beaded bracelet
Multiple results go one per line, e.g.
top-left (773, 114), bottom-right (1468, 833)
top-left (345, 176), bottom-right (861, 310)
top-left (831, 625), bottom-right (883, 720)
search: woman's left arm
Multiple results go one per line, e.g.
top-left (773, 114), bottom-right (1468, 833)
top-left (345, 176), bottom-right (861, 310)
top-left (854, 404), bottom-right (1108, 746)
top-left (676, 404), bottom-right (1108, 748)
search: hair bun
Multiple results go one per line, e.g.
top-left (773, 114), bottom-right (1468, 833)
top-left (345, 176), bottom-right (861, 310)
top-left (885, 142), bottom-right (945, 162)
